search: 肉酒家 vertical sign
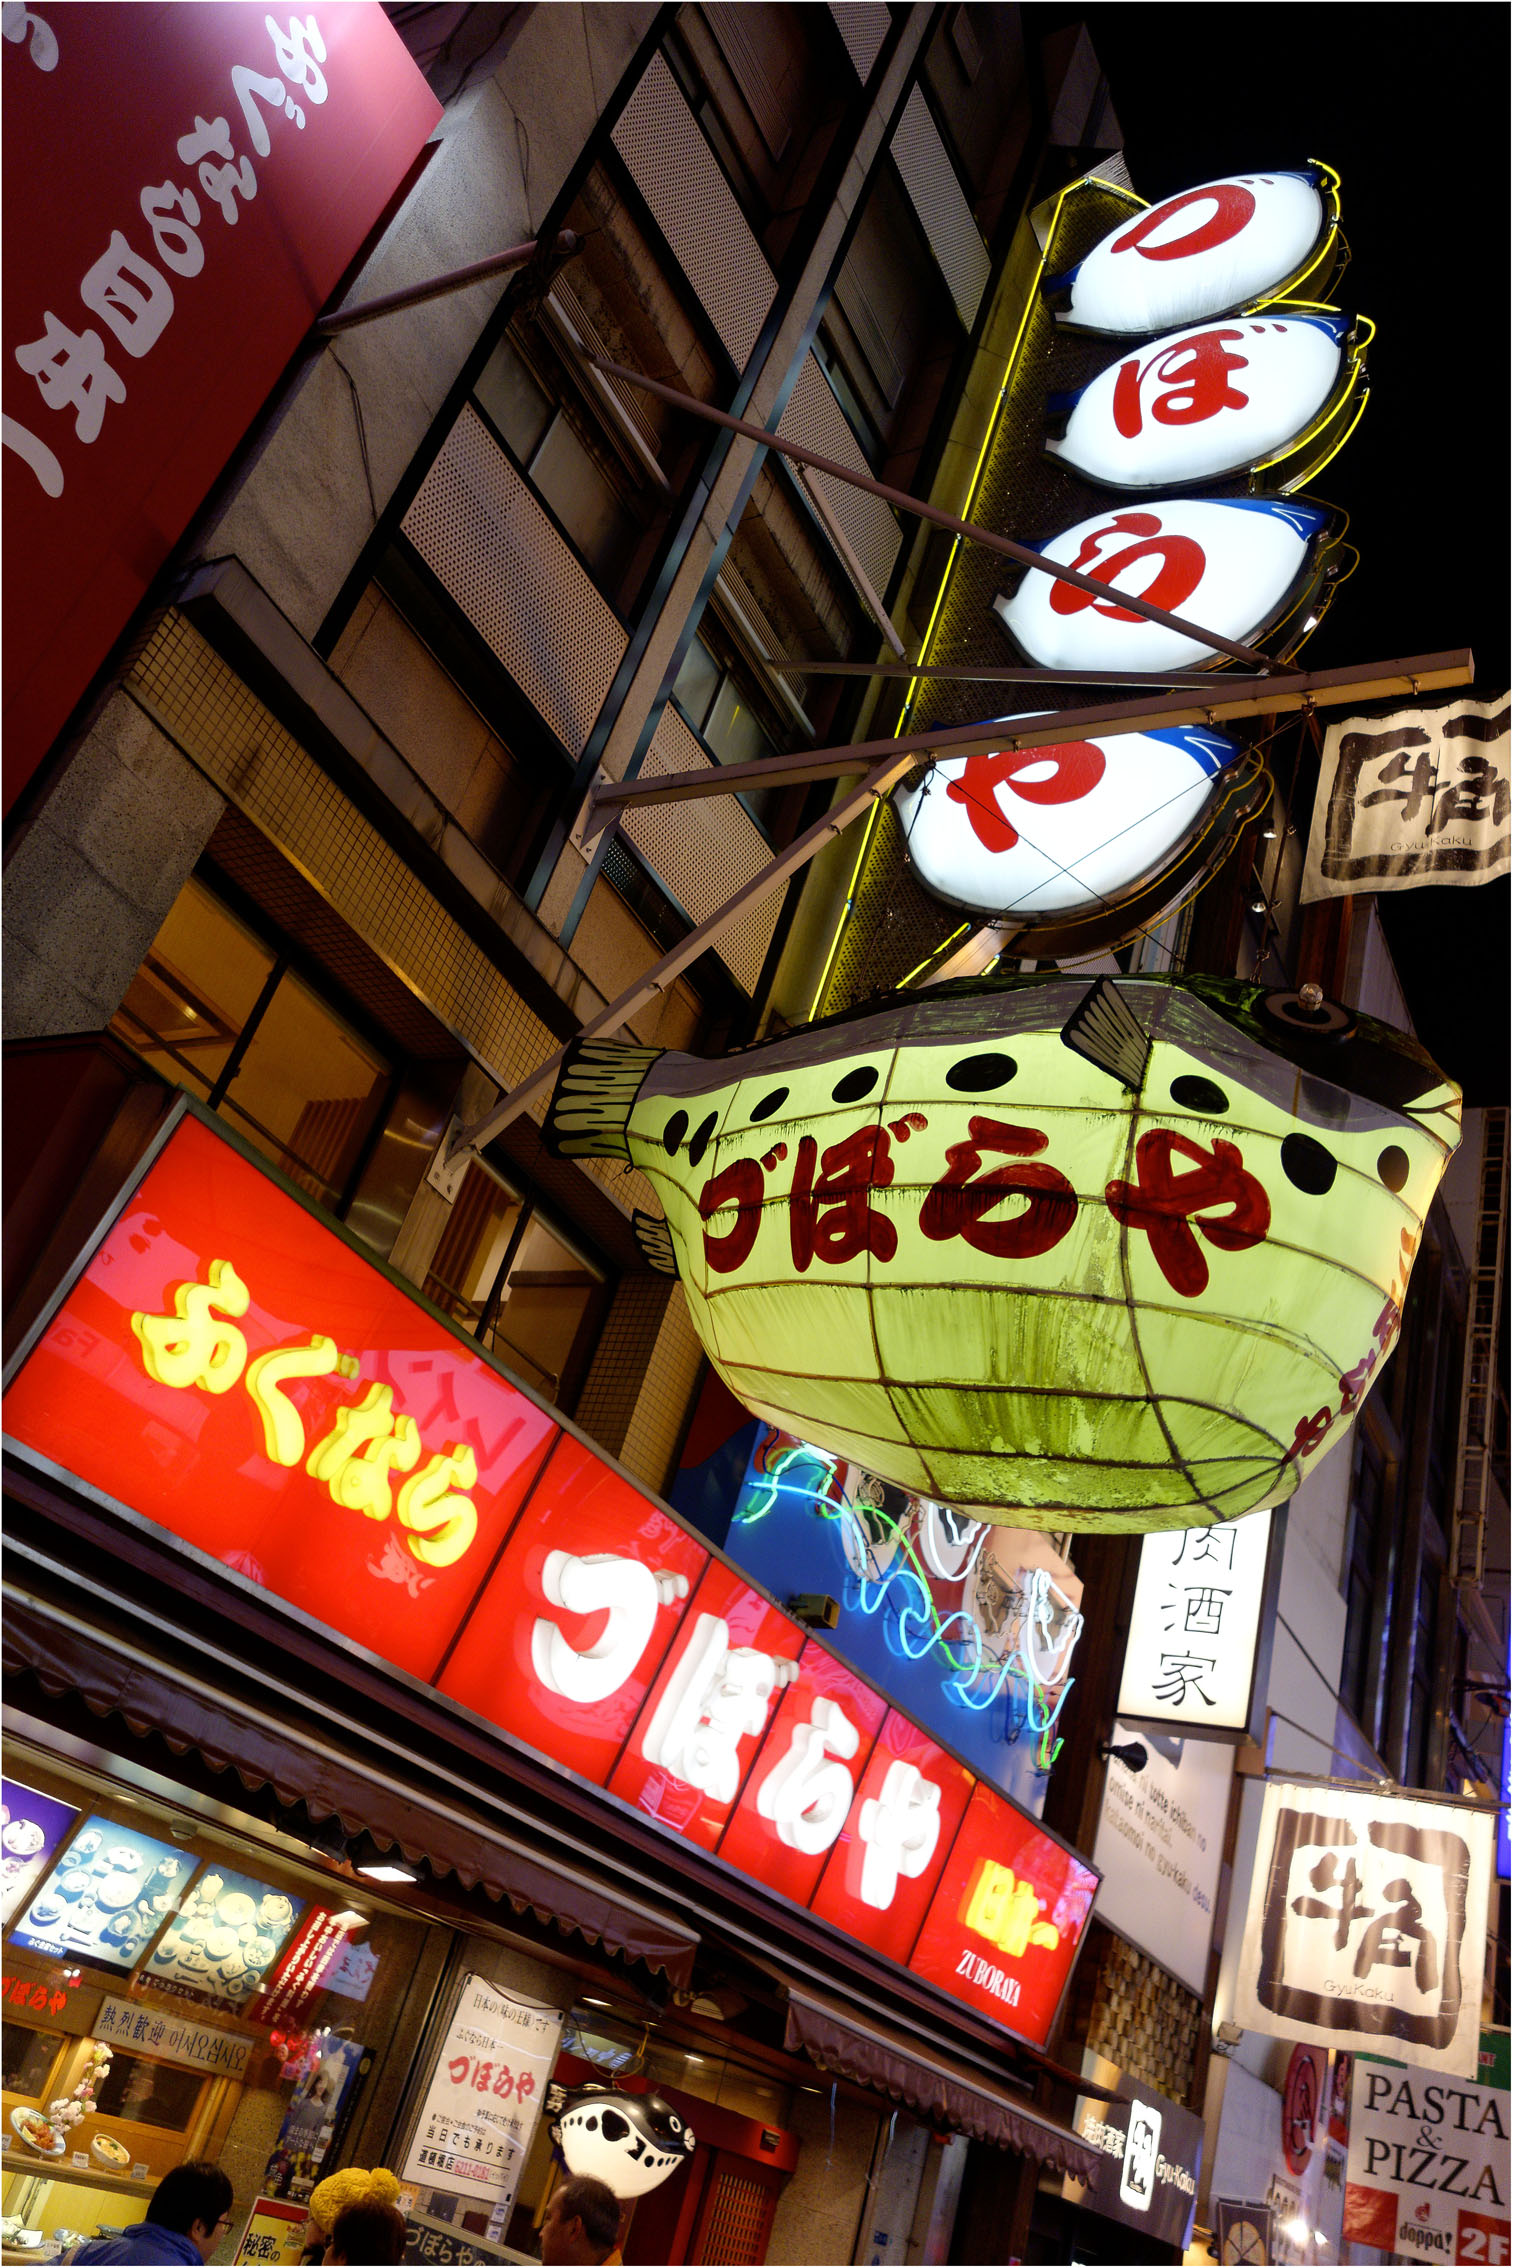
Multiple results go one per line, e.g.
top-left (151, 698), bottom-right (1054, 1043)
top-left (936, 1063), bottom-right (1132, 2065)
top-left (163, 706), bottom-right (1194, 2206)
top-left (1117, 1507), bottom-right (1276, 1738)
top-left (402, 1975), bottom-right (563, 2217)
top-left (1234, 1779), bottom-right (1496, 2077)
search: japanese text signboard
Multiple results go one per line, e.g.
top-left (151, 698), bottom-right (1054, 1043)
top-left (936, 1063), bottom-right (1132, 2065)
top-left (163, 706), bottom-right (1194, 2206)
top-left (1235, 1779), bottom-right (1496, 2078)
top-left (1063, 2057), bottom-right (1203, 2247)
top-left (400, 1975), bottom-right (562, 2213)
top-left (234, 2194), bottom-right (308, 2267)
top-left (1048, 312), bottom-right (1363, 494)
top-left (1, 4), bottom-right (441, 812)
top-left (1117, 1507), bottom-right (1276, 1738)
top-left (994, 496), bottom-right (1337, 677)
top-left (894, 723), bottom-right (1241, 925)
top-left (1050, 169), bottom-right (1341, 338)
top-left (2, 1104), bottom-right (1098, 2053)
top-left (1342, 2037), bottom-right (1509, 2262)
top-left (1301, 697), bottom-right (1511, 900)
top-left (94, 1994), bottom-right (254, 2080)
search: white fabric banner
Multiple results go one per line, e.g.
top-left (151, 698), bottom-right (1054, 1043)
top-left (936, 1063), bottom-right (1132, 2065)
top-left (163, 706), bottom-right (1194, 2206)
top-left (1234, 1780), bottom-right (1495, 2077)
top-left (1301, 696), bottom-right (1510, 901)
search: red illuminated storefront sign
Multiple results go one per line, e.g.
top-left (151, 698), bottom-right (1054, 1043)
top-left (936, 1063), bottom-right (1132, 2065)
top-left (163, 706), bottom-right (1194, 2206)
top-left (2, 4), bottom-right (441, 809)
top-left (3, 1105), bottom-right (1098, 2051)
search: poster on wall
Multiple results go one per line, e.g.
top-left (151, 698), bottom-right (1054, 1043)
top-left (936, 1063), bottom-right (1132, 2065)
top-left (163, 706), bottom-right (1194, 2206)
top-left (262, 2031), bottom-right (368, 2203)
top-left (0, 1781), bottom-right (79, 1926)
top-left (1117, 1507), bottom-right (1278, 1738)
top-left (9, 1813), bottom-right (195, 1969)
top-left (1234, 1779), bottom-right (1496, 2077)
top-left (401, 1975), bottom-right (563, 2219)
top-left (144, 1865), bottom-right (304, 2007)
top-left (1090, 1727), bottom-right (1231, 1997)
top-left (1342, 2034), bottom-right (1509, 2260)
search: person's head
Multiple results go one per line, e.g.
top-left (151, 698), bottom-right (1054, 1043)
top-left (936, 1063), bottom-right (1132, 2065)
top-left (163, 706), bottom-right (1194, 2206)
top-left (324, 2199), bottom-right (407, 2265)
top-left (541, 2175), bottom-right (621, 2265)
top-left (307, 2166), bottom-right (402, 2242)
top-left (145, 2161), bottom-right (234, 2262)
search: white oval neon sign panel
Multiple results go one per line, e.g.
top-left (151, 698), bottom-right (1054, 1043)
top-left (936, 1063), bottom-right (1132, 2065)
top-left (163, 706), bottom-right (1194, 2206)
top-left (1057, 170), bottom-right (1333, 336)
top-left (896, 724), bottom-right (1239, 919)
top-left (1048, 313), bottom-right (1353, 490)
top-left (994, 497), bottom-right (1329, 673)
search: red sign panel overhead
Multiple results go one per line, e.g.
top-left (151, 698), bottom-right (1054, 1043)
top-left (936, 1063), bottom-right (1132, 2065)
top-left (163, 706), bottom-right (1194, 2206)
top-left (2, 1105), bottom-right (1097, 2052)
top-left (1, 3), bottom-right (441, 811)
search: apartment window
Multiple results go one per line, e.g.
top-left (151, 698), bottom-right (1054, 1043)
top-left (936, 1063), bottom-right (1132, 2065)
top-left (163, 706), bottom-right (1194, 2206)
top-left (422, 1161), bottom-right (610, 1411)
top-left (109, 877), bottom-right (393, 1211)
top-left (1406, 1562), bottom-right (1440, 1788)
top-left (672, 632), bottom-right (783, 834)
top-left (473, 333), bottom-right (639, 592)
top-left (1340, 1424), bottom-right (1389, 1749)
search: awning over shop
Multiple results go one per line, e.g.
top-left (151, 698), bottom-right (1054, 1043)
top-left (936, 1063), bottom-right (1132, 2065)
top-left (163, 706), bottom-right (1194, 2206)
top-left (783, 1987), bottom-right (1102, 2181)
top-left (1, 1587), bottom-right (698, 1989)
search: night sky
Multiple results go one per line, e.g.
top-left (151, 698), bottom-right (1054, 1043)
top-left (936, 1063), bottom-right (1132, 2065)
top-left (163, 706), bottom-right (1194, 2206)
top-left (1034, 5), bottom-right (1510, 1101)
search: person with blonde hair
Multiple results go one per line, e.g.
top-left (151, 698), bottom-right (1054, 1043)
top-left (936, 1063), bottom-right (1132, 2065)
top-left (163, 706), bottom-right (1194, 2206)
top-left (298, 2168), bottom-right (402, 2265)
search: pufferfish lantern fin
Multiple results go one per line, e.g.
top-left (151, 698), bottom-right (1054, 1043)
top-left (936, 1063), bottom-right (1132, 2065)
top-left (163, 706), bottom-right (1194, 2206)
top-left (546, 1038), bottom-right (664, 1160)
top-left (1059, 978), bottom-right (1150, 1092)
top-left (633, 1212), bottom-right (679, 1276)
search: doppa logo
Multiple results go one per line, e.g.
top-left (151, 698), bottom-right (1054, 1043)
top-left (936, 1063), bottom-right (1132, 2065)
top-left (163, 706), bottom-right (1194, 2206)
top-left (1120, 2099), bottom-right (1162, 2212)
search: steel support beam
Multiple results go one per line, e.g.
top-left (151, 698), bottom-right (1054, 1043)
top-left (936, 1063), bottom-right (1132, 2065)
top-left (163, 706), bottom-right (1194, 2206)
top-left (585, 355), bottom-right (1280, 670)
top-left (314, 234), bottom-right (578, 333)
top-left (445, 645), bottom-right (1473, 1165)
top-left (446, 755), bottom-right (913, 1163)
top-left (581, 650), bottom-right (1474, 832)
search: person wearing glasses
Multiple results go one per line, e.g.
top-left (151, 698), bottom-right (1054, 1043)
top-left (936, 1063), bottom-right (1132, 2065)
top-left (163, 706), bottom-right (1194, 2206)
top-left (71, 2161), bottom-right (234, 2263)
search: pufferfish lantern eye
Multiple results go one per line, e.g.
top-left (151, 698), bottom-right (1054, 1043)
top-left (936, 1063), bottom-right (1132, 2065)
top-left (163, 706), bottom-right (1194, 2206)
top-left (1281, 1131), bottom-right (1337, 1194)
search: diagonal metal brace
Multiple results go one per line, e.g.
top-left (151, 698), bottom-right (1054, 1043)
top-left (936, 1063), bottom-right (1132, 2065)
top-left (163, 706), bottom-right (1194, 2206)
top-left (581, 650), bottom-right (1475, 836)
top-left (586, 354), bottom-right (1280, 670)
top-left (446, 647), bottom-right (1472, 1168)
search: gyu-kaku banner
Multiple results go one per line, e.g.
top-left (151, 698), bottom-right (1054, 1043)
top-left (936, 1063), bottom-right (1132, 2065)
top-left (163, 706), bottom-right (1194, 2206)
top-left (1342, 2034), bottom-right (1509, 2262)
top-left (1234, 1779), bottom-right (1495, 2076)
top-left (1301, 696), bottom-right (1511, 901)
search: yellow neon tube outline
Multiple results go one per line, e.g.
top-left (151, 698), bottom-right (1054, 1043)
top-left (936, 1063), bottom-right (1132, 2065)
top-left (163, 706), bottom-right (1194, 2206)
top-left (809, 180), bottom-right (1101, 1019)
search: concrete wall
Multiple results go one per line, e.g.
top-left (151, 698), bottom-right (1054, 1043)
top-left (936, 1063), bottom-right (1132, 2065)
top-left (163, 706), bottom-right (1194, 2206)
top-left (200, 5), bottom-right (659, 641)
top-left (766, 2083), bottom-right (881, 2268)
top-left (4, 690), bottom-right (224, 1039)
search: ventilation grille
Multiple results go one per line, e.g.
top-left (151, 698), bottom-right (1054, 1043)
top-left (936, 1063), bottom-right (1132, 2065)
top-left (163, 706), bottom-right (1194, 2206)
top-left (402, 407), bottom-right (623, 759)
top-left (622, 704), bottom-right (782, 996)
top-left (613, 51), bottom-right (775, 367)
top-left (778, 353), bottom-right (902, 597)
top-left (892, 86), bottom-right (990, 327)
top-left (829, 5), bottom-right (990, 332)
top-left (125, 611), bottom-right (656, 1218)
top-left (615, 45), bottom-right (901, 616)
top-left (617, 1281), bottom-right (706, 1495)
top-left (827, 1), bottom-right (889, 75)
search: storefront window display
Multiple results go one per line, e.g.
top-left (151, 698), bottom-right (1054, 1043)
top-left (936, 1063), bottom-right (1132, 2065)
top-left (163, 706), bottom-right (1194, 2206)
top-left (0, 1744), bottom-right (431, 2263)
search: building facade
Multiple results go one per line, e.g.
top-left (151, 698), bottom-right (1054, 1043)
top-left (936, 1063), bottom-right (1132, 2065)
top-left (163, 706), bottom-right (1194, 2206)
top-left (3, 7), bottom-right (1505, 2267)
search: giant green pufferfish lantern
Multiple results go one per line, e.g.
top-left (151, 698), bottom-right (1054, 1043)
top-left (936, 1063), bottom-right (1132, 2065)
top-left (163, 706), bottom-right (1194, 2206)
top-left (546, 973), bottom-right (1460, 1532)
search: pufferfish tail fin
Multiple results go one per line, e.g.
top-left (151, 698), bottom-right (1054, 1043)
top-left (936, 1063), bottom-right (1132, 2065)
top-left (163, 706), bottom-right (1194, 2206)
top-left (546, 1038), bottom-right (663, 1160)
top-left (632, 1213), bottom-right (679, 1276)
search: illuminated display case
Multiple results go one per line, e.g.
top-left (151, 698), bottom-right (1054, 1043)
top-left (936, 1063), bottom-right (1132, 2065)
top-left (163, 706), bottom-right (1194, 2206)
top-left (0, 1747), bottom-right (430, 2264)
